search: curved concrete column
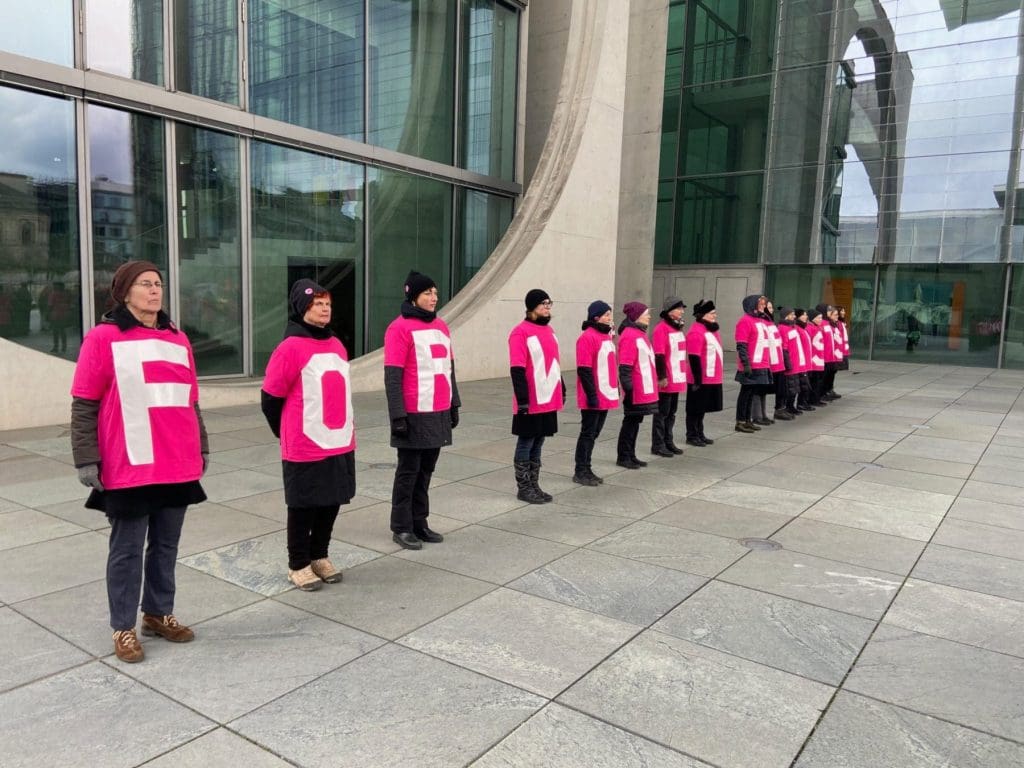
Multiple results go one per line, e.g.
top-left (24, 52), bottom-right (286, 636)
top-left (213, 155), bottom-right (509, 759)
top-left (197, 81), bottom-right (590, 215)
top-left (349, 0), bottom-right (631, 388)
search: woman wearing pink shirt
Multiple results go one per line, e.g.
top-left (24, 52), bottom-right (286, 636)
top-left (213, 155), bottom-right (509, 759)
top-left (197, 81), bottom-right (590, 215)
top-left (573, 300), bottom-right (619, 486)
top-left (262, 279), bottom-right (356, 592)
top-left (616, 302), bottom-right (659, 469)
top-left (685, 300), bottom-right (724, 446)
top-left (71, 260), bottom-right (208, 664)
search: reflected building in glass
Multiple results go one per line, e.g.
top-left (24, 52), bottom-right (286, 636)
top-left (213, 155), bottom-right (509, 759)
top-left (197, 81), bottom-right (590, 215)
top-left (655, 0), bottom-right (1024, 369)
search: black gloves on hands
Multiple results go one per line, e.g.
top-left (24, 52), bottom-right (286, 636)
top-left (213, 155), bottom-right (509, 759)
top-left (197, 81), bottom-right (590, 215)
top-left (391, 417), bottom-right (409, 438)
top-left (450, 407), bottom-right (460, 429)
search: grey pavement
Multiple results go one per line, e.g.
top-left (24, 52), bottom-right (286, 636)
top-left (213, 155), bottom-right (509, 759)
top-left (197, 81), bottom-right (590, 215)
top-left (1, 360), bottom-right (1023, 767)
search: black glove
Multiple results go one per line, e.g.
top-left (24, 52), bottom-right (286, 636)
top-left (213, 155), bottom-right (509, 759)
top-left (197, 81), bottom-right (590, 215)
top-left (450, 407), bottom-right (460, 429)
top-left (690, 383), bottom-right (701, 391)
top-left (622, 390), bottom-right (633, 408)
top-left (743, 366), bottom-right (752, 376)
top-left (516, 404), bottom-right (529, 416)
top-left (391, 417), bottom-right (409, 437)
top-left (586, 397), bottom-right (598, 409)
top-left (77, 464), bottom-right (104, 492)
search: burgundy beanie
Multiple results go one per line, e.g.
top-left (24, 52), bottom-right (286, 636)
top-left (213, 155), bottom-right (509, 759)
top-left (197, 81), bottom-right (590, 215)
top-left (622, 301), bottom-right (648, 322)
top-left (110, 260), bottom-right (163, 305)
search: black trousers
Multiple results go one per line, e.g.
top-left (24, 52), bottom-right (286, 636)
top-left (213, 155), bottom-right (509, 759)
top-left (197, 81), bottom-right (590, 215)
top-left (684, 411), bottom-right (705, 441)
top-left (809, 370), bottom-right (826, 402)
top-left (390, 447), bottom-right (441, 533)
top-left (823, 364), bottom-right (837, 394)
top-left (617, 413), bottom-right (646, 461)
top-left (774, 370), bottom-right (788, 409)
top-left (574, 409), bottom-right (608, 473)
top-left (287, 505), bottom-right (340, 570)
top-left (651, 392), bottom-right (679, 450)
top-left (736, 384), bottom-right (757, 422)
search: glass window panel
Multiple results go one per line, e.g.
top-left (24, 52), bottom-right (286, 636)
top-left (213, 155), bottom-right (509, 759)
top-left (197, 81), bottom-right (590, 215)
top-left (0, 86), bottom-right (79, 357)
top-left (251, 141), bottom-right (365, 371)
top-left (367, 168), bottom-right (451, 348)
top-left (685, 0), bottom-right (776, 85)
top-left (765, 265), bottom-right (876, 353)
top-left (1004, 264), bottom-right (1024, 369)
top-left (249, 0), bottom-right (364, 140)
top-left (460, 0), bottom-right (518, 180)
top-left (679, 76), bottom-right (770, 176)
top-left (763, 165), bottom-right (822, 264)
top-left (174, 0), bottom-right (239, 105)
top-left (0, 2), bottom-right (73, 67)
top-left (654, 181), bottom-right (674, 266)
top-left (87, 105), bottom-right (167, 323)
top-left (672, 174), bottom-right (761, 264)
top-left (369, 0), bottom-right (456, 164)
top-left (454, 187), bottom-right (512, 292)
top-left (778, 0), bottom-right (832, 69)
top-left (770, 65), bottom-right (828, 169)
top-left (86, 0), bottom-right (164, 84)
top-left (872, 263), bottom-right (1004, 366)
top-left (175, 125), bottom-right (242, 375)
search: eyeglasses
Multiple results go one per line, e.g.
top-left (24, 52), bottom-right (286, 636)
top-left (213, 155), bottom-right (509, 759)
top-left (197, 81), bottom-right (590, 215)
top-left (539, 300), bottom-right (554, 307)
top-left (133, 281), bottom-right (163, 290)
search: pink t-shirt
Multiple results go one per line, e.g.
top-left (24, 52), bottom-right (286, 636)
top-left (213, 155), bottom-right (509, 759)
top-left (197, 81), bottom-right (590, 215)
top-left (780, 323), bottom-right (809, 374)
top-left (839, 321), bottom-right (851, 356)
top-left (618, 326), bottom-right (659, 405)
top-left (830, 323), bottom-right (845, 363)
top-left (735, 315), bottom-right (777, 370)
top-left (262, 335), bottom-right (356, 462)
top-left (651, 320), bottom-right (687, 393)
top-left (807, 323), bottom-right (826, 371)
top-left (71, 323), bottom-right (202, 490)
top-left (686, 323), bottom-right (724, 384)
top-left (765, 319), bottom-right (786, 372)
top-left (508, 320), bottom-right (563, 414)
top-left (383, 315), bottom-right (454, 414)
top-left (821, 321), bottom-right (838, 363)
top-left (575, 326), bottom-right (620, 410)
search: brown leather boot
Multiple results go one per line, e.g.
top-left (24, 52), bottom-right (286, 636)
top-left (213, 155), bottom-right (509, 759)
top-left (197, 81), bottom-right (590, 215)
top-left (141, 614), bottom-right (195, 643)
top-left (113, 628), bottom-right (144, 663)
top-left (311, 558), bottom-right (343, 583)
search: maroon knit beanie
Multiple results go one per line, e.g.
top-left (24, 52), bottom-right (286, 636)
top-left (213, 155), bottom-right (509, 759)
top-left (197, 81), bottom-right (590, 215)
top-left (110, 260), bottom-right (163, 306)
top-left (622, 301), bottom-right (648, 322)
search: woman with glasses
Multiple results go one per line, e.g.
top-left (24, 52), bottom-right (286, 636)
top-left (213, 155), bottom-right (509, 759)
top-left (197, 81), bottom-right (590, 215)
top-left (508, 289), bottom-right (564, 503)
top-left (70, 260), bottom-right (208, 663)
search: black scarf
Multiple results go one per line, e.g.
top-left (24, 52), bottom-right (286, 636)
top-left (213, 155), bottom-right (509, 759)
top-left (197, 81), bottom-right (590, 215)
top-left (400, 300), bottom-right (437, 323)
top-left (581, 319), bottom-right (612, 334)
top-left (661, 316), bottom-right (684, 331)
top-left (616, 318), bottom-right (648, 335)
top-left (105, 304), bottom-right (177, 333)
top-left (284, 318), bottom-right (333, 340)
top-left (527, 315), bottom-right (552, 326)
top-left (698, 318), bottom-right (720, 332)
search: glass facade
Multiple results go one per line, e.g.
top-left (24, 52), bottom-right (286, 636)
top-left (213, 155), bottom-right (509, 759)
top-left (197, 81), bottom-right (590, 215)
top-left (0, 87), bottom-right (79, 357)
top-left (661, 1), bottom-right (1024, 368)
top-left (0, 1), bottom-right (518, 373)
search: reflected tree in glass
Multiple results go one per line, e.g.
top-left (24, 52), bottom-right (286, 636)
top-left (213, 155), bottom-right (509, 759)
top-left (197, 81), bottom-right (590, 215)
top-left (176, 125), bottom-right (242, 375)
top-left (0, 86), bottom-right (79, 357)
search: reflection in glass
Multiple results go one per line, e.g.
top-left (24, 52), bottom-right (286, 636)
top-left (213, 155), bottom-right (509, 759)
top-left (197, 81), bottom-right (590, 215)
top-left (174, 0), bottom-right (239, 105)
top-left (251, 142), bottom-right (364, 372)
top-left (871, 264), bottom-right (1003, 366)
top-left (1004, 265), bottom-right (1024, 369)
top-left (367, 168), bottom-right (451, 349)
top-left (176, 125), bottom-right (242, 375)
top-left (460, 0), bottom-right (518, 179)
top-left (765, 265), bottom-right (876, 354)
top-left (454, 188), bottom-right (512, 292)
top-left (249, 0), bottom-right (364, 140)
top-left (87, 105), bottom-right (167, 323)
top-left (369, 0), bottom-right (456, 164)
top-left (86, 0), bottom-right (164, 84)
top-left (671, 174), bottom-right (762, 264)
top-left (0, 87), bottom-right (79, 357)
top-left (0, 2), bottom-right (73, 67)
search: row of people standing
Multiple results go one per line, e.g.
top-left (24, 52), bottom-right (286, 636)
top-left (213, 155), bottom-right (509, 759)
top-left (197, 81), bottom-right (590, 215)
top-left (733, 296), bottom-right (850, 433)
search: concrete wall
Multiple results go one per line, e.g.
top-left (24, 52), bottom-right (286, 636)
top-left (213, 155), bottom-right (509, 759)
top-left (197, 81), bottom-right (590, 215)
top-left (651, 265), bottom-right (765, 351)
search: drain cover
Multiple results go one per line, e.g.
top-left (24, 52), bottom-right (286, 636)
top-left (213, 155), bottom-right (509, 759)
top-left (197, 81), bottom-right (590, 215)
top-left (739, 538), bottom-right (782, 551)
top-left (368, 462), bottom-right (396, 470)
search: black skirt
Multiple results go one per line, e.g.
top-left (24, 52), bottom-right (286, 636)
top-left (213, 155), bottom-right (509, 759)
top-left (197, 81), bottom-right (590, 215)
top-left (283, 452), bottom-right (356, 508)
top-left (686, 383), bottom-right (724, 414)
top-left (86, 481), bottom-right (207, 519)
top-left (512, 411), bottom-right (559, 438)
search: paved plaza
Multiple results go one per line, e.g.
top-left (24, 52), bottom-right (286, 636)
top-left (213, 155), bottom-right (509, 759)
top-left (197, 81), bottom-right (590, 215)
top-left (1, 360), bottom-right (1023, 767)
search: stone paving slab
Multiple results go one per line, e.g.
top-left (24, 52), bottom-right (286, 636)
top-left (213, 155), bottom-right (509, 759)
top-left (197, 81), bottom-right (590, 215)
top-left (795, 691), bottom-right (1024, 768)
top-left (588, 520), bottom-right (748, 577)
top-left (232, 644), bottom-right (544, 768)
top-left (559, 630), bottom-right (834, 768)
top-left (653, 580), bottom-right (875, 685)
top-left (471, 703), bottom-right (714, 767)
top-left (0, 607), bottom-right (91, 692)
top-left (770, 517), bottom-right (925, 575)
top-left (845, 624), bottom-right (1024, 743)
